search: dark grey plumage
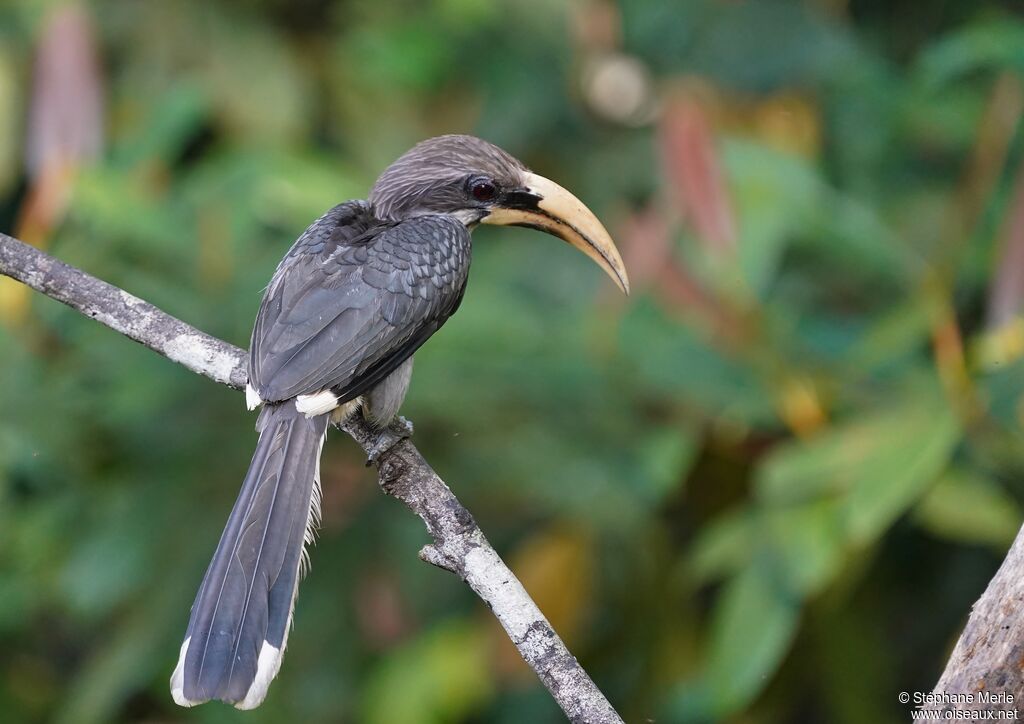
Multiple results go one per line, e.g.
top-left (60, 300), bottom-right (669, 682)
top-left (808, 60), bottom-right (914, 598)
top-left (176, 402), bottom-right (327, 706)
top-left (370, 134), bottom-right (526, 221)
top-left (251, 202), bottom-right (471, 404)
top-left (174, 200), bottom-right (472, 710)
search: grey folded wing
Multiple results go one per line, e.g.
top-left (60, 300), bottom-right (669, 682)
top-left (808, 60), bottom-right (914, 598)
top-left (249, 206), bottom-right (472, 404)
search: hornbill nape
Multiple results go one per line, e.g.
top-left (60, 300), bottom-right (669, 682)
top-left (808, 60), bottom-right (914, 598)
top-left (170, 134), bottom-right (628, 709)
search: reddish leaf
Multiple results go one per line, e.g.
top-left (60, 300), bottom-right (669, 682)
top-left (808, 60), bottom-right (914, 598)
top-left (659, 89), bottom-right (737, 255)
top-left (25, 3), bottom-right (104, 180)
top-left (987, 155), bottom-right (1024, 329)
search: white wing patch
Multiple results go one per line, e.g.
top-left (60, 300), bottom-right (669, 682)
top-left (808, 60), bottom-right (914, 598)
top-left (245, 383), bottom-right (264, 411)
top-left (295, 390), bottom-right (340, 417)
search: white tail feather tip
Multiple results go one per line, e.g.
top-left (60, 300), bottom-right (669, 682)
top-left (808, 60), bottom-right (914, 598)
top-left (236, 640), bottom-right (284, 710)
top-left (170, 637), bottom-right (199, 707)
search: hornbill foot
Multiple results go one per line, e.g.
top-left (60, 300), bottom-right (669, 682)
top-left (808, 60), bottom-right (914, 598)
top-left (365, 416), bottom-right (414, 467)
top-left (391, 415), bottom-right (414, 437)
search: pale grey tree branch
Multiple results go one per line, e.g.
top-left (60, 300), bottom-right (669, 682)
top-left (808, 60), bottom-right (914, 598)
top-left (919, 520), bottom-right (1024, 718)
top-left (0, 231), bottom-right (623, 724)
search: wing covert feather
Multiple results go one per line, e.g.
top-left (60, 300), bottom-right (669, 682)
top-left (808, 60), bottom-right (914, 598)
top-left (248, 205), bottom-right (471, 404)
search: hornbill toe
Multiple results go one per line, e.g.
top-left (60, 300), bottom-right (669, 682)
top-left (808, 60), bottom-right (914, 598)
top-left (365, 416), bottom-right (415, 467)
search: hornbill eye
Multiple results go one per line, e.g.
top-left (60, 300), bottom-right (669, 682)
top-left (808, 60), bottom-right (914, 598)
top-left (469, 178), bottom-right (498, 202)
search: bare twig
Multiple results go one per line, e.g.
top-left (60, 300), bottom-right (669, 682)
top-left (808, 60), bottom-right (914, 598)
top-left (0, 231), bottom-right (623, 724)
top-left (0, 233), bottom-right (245, 387)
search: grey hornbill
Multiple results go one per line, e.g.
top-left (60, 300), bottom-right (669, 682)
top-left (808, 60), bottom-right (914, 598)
top-left (170, 135), bottom-right (629, 709)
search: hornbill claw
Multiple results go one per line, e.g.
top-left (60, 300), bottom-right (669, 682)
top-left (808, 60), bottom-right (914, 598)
top-left (366, 416), bottom-right (414, 466)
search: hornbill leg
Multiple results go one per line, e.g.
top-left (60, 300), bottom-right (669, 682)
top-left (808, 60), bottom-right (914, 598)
top-left (364, 416), bottom-right (414, 467)
top-left (362, 357), bottom-right (415, 465)
top-left (363, 357), bottom-right (414, 428)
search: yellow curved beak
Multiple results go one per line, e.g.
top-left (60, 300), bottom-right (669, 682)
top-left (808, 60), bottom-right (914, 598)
top-left (482, 172), bottom-right (630, 294)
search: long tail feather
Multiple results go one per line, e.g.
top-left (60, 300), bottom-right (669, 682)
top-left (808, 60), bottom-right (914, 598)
top-left (171, 401), bottom-right (328, 709)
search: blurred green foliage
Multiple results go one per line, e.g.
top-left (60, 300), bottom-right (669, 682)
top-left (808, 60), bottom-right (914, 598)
top-left (2, 1), bottom-right (1024, 722)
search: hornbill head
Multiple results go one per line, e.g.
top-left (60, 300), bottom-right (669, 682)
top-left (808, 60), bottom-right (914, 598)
top-left (370, 134), bottom-right (630, 294)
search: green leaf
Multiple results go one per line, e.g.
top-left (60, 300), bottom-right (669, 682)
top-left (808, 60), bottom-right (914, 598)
top-left (689, 510), bottom-right (754, 585)
top-left (757, 391), bottom-right (960, 546)
top-left (761, 499), bottom-right (846, 596)
top-left (842, 401), bottom-right (959, 544)
top-left (705, 564), bottom-right (800, 715)
top-left (840, 300), bottom-right (933, 378)
top-left (913, 469), bottom-right (1022, 549)
top-left (723, 139), bottom-right (820, 293)
top-left (916, 17), bottom-right (1024, 89)
top-left (620, 299), bottom-right (777, 425)
top-left (0, 48), bottom-right (18, 196)
top-left (635, 424), bottom-right (699, 504)
top-left (113, 82), bottom-right (208, 168)
top-left (201, 9), bottom-right (313, 143)
top-left (361, 620), bottom-right (492, 724)
top-left (53, 583), bottom-right (181, 724)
